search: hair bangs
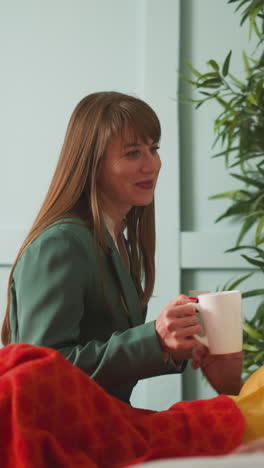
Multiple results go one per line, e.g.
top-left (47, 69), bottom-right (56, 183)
top-left (106, 98), bottom-right (161, 145)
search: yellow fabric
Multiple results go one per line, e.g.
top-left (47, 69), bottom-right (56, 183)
top-left (230, 366), bottom-right (264, 442)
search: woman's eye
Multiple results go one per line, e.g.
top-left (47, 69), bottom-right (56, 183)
top-left (125, 150), bottom-right (140, 158)
top-left (151, 145), bottom-right (160, 154)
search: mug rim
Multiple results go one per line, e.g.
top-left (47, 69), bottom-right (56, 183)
top-left (197, 289), bottom-right (241, 298)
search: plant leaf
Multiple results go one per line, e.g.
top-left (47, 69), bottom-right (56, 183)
top-left (207, 59), bottom-right (220, 71)
top-left (243, 322), bottom-right (263, 339)
top-left (178, 72), bottom-right (198, 86)
top-left (226, 245), bottom-right (264, 259)
top-left (255, 217), bottom-right (264, 244)
top-left (228, 72), bottom-right (245, 88)
top-left (211, 146), bottom-right (240, 158)
top-left (185, 60), bottom-right (202, 78)
top-left (215, 202), bottom-right (250, 222)
top-left (243, 343), bottom-right (259, 351)
top-left (241, 254), bottom-right (264, 268)
top-left (222, 50), bottom-right (232, 76)
top-left (236, 216), bottom-right (257, 246)
top-left (197, 78), bottom-right (222, 88)
top-left (242, 289), bottom-right (264, 298)
top-left (231, 172), bottom-right (264, 189)
top-left (254, 350), bottom-right (264, 362)
top-left (209, 190), bottom-right (240, 200)
top-left (243, 50), bottom-right (251, 76)
top-left (229, 272), bottom-right (254, 290)
top-left (251, 302), bottom-right (264, 325)
top-left (247, 93), bottom-right (258, 105)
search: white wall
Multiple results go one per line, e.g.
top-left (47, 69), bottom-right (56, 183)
top-left (0, 0), bottom-right (146, 230)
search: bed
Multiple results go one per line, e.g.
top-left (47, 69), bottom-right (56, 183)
top-left (138, 454), bottom-right (264, 467)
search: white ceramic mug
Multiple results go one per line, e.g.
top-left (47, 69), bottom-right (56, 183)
top-left (188, 290), bottom-right (211, 297)
top-left (190, 290), bottom-right (243, 354)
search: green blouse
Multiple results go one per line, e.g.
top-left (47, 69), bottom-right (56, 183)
top-left (10, 219), bottom-right (183, 403)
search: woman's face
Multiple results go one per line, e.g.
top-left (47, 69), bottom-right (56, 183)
top-left (97, 130), bottom-right (161, 218)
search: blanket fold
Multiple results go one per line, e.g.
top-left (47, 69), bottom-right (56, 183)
top-left (0, 344), bottom-right (245, 467)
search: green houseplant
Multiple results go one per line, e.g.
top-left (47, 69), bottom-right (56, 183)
top-left (181, 0), bottom-right (264, 378)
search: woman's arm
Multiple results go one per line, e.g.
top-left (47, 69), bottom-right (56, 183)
top-left (11, 225), bottom-right (175, 396)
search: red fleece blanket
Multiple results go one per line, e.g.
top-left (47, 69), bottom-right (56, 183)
top-left (0, 344), bottom-right (244, 467)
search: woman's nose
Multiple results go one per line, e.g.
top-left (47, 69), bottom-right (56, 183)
top-left (141, 150), bottom-right (160, 173)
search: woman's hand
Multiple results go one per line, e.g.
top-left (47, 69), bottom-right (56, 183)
top-left (232, 438), bottom-right (264, 454)
top-left (192, 343), bottom-right (244, 395)
top-left (155, 295), bottom-right (201, 360)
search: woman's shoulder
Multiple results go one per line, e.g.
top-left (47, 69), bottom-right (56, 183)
top-left (13, 218), bottom-right (96, 280)
top-left (38, 217), bottom-right (92, 241)
top-left (48, 217), bottom-right (93, 239)
top-left (19, 218), bottom-right (95, 263)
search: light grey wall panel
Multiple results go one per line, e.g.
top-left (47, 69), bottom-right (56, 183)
top-left (0, 268), bottom-right (10, 333)
top-left (181, 232), bottom-right (256, 269)
top-left (0, 230), bottom-right (26, 265)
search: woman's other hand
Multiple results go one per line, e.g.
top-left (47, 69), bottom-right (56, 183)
top-left (232, 438), bottom-right (264, 454)
top-left (192, 343), bottom-right (243, 395)
top-left (155, 295), bottom-right (200, 360)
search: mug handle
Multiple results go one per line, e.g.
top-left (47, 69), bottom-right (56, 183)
top-left (189, 302), bottom-right (209, 348)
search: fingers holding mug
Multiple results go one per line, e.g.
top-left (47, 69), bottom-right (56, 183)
top-left (155, 300), bottom-right (202, 353)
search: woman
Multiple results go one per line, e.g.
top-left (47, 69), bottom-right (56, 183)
top-left (1, 91), bottom-right (243, 403)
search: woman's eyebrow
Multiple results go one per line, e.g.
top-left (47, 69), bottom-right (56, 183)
top-left (123, 142), bottom-right (141, 148)
top-left (124, 141), bottom-right (155, 148)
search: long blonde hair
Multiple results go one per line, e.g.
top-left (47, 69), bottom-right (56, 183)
top-left (2, 91), bottom-right (161, 345)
